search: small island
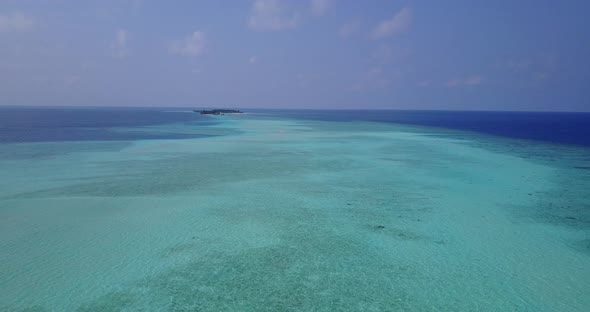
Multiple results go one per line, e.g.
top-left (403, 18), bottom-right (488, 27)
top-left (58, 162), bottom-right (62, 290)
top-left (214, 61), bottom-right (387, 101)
top-left (193, 109), bottom-right (243, 115)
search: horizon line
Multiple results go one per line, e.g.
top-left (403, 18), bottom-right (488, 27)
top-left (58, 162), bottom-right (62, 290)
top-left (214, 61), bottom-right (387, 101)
top-left (1, 104), bottom-right (589, 114)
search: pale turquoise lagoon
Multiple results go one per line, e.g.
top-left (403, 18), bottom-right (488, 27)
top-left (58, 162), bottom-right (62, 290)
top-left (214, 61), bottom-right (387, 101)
top-left (1, 112), bottom-right (589, 311)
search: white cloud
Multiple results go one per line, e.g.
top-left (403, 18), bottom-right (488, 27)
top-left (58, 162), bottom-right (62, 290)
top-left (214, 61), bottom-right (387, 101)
top-left (310, 0), bottom-right (335, 17)
top-left (248, 0), bottom-right (297, 31)
top-left (338, 20), bottom-right (360, 38)
top-left (446, 75), bottom-right (483, 87)
top-left (0, 12), bottom-right (34, 33)
top-left (111, 29), bottom-right (129, 58)
top-left (371, 7), bottom-right (412, 39)
top-left (170, 31), bottom-right (207, 57)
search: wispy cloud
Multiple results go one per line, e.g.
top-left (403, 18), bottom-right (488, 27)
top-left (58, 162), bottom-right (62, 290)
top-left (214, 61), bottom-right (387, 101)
top-left (338, 20), bottom-right (360, 38)
top-left (445, 75), bottom-right (483, 87)
top-left (310, 0), bottom-right (335, 17)
top-left (353, 67), bottom-right (391, 91)
top-left (371, 7), bottom-right (412, 39)
top-left (111, 29), bottom-right (129, 58)
top-left (0, 12), bottom-right (34, 33)
top-left (505, 59), bottom-right (533, 73)
top-left (371, 45), bottom-right (410, 65)
top-left (248, 0), bottom-right (297, 31)
top-left (499, 56), bottom-right (557, 83)
top-left (534, 72), bottom-right (551, 81)
top-left (170, 31), bottom-right (207, 57)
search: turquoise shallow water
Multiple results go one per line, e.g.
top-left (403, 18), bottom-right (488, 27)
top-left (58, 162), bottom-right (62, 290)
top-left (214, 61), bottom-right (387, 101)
top-left (1, 112), bottom-right (589, 311)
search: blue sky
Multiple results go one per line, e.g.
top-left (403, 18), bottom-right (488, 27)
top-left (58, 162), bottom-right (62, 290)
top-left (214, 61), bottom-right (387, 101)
top-left (0, 0), bottom-right (588, 111)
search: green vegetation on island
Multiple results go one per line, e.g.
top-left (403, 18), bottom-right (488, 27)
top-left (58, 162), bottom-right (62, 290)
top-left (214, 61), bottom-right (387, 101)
top-left (194, 109), bottom-right (243, 115)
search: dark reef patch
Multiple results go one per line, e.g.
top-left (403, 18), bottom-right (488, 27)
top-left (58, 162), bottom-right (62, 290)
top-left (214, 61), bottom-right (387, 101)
top-left (0, 306), bottom-right (49, 312)
top-left (369, 225), bottom-right (429, 241)
top-left (76, 292), bottom-right (138, 312)
top-left (571, 239), bottom-right (590, 254)
top-left (5, 150), bottom-right (318, 198)
top-left (75, 241), bottom-right (421, 311)
top-left (0, 141), bottom-right (131, 161)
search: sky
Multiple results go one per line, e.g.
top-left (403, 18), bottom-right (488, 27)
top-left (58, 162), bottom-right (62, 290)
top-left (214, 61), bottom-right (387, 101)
top-left (0, 0), bottom-right (589, 111)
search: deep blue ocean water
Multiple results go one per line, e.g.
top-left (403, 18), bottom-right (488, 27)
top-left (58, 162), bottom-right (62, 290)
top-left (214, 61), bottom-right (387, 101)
top-left (1, 107), bottom-right (589, 147)
top-left (0, 107), bottom-right (216, 143)
top-left (258, 109), bottom-right (590, 147)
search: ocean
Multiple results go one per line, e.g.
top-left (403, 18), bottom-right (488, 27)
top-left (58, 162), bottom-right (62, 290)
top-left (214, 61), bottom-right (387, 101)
top-left (1, 106), bottom-right (589, 311)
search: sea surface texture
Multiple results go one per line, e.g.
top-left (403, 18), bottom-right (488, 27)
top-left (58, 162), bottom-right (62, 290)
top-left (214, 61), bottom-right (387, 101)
top-left (1, 107), bottom-right (589, 311)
